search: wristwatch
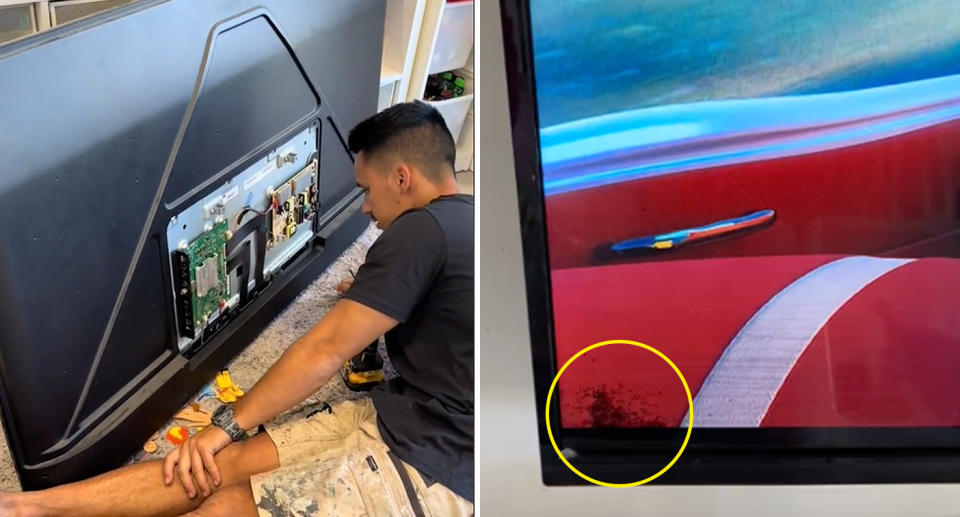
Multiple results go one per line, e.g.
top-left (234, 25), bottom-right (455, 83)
top-left (211, 404), bottom-right (247, 442)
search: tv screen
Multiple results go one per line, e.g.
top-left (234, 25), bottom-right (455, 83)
top-left (503, 0), bottom-right (960, 485)
top-left (532, 0), bottom-right (960, 431)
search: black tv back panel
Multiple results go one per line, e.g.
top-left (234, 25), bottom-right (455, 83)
top-left (0, 0), bottom-right (384, 489)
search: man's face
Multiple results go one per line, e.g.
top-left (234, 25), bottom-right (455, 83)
top-left (355, 152), bottom-right (404, 230)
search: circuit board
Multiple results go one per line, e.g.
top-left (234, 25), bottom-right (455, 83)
top-left (266, 160), bottom-right (318, 249)
top-left (186, 220), bottom-right (229, 328)
top-left (172, 220), bottom-right (229, 339)
top-left (167, 124), bottom-right (319, 349)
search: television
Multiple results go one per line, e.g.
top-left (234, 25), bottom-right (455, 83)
top-left (498, 0), bottom-right (960, 487)
top-left (0, 0), bottom-right (384, 489)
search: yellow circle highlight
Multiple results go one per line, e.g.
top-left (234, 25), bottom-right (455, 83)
top-left (545, 339), bottom-right (694, 487)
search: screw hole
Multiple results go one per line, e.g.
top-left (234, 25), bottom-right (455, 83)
top-left (182, 224), bottom-right (187, 230)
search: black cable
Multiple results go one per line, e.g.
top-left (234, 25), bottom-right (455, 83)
top-left (236, 205), bottom-right (269, 225)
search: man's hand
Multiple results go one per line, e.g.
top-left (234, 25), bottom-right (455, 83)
top-left (335, 277), bottom-right (354, 294)
top-left (162, 426), bottom-right (232, 499)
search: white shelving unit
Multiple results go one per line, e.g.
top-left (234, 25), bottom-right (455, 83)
top-left (0, 0), bottom-right (136, 46)
top-left (452, 47), bottom-right (473, 172)
top-left (405, 0), bottom-right (474, 171)
top-left (379, 0), bottom-right (427, 111)
top-left (0, 1), bottom-right (42, 45)
top-left (48, 0), bottom-right (133, 26)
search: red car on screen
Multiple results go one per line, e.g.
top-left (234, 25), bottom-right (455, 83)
top-left (543, 75), bottom-right (960, 429)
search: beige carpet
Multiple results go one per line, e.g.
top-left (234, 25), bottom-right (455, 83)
top-left (0, 223), bottom-right (382, 492)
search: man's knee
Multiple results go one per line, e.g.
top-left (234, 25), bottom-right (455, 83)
top-left (213, 432), bottom-right (280, 487)
top-left (178, 483), bottom-right (258, 517)
top-left (179, 505), bottom-right (216, 517)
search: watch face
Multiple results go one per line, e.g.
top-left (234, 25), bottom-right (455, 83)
top-left (214, 405), bottom-right (245, 440)
top-left (213, 406), bottom-right (233, 427)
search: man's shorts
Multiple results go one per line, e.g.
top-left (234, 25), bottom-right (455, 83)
top-left (249, 398), bottom-right (473, 517)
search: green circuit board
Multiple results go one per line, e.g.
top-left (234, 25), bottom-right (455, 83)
top-left (186, 220), bottom-right (229, 328)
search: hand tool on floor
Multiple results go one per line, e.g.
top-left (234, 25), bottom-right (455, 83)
top-left (342, 340), bottom-right (385, 391)
top-left (338, 269), bottom-right (386, 391)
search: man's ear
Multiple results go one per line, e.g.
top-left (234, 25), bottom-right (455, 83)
top-left (394, 164), bottom-right (413, 192)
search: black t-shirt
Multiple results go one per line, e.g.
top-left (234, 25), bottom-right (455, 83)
top-left (343, 194), bottom-right (474, 501)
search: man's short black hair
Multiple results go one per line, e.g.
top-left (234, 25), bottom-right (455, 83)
top-left (348, 101), bottom-right (456, 182)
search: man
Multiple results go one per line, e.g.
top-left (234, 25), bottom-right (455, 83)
top-left (0, 101), bottom-right (474, 517)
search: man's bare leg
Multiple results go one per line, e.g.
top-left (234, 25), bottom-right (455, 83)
top-left (0, 432), bottom-right (279, 517)
top-left (177, 483), bottom-right (259, 517)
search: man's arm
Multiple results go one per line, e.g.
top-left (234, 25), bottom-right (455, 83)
top-left (233, 298), bottom-right (396, 430)
top-left (162, 298), bottom-right (397, 498)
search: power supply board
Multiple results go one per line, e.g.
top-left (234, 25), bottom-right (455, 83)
top-left (167, 124), bottom-right (321, 350)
